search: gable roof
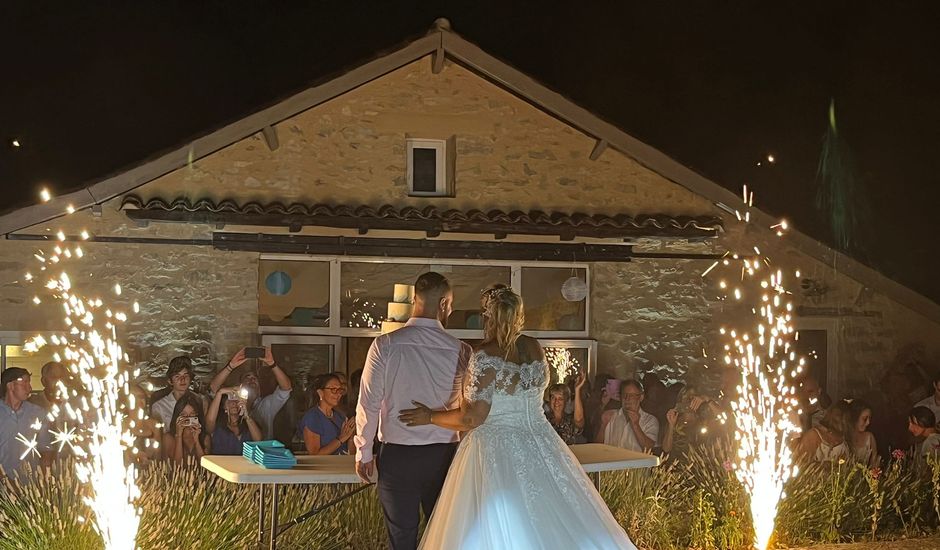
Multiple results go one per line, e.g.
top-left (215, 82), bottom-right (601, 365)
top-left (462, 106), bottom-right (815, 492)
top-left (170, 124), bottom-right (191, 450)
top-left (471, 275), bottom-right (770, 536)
top-left (2, 18), bottom-right (938, 324)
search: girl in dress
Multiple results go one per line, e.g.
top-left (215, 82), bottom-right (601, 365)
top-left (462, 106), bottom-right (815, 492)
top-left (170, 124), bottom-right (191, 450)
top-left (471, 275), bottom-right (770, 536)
top-left (846, 399), bottom-right (879, 468)
top-left (163, 392), bottom-right (210, 465)
top-left (798, 400), bottom-right (850, 463)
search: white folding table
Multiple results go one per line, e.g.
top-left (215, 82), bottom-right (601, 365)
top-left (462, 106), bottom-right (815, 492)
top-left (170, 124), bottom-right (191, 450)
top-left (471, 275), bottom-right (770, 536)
top-left (202, 443), bottom-right (658, 549)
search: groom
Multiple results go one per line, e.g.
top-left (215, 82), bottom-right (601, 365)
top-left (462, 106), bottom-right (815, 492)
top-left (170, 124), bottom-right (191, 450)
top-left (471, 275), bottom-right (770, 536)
top-left (355, 272), bottom-right (473, 550)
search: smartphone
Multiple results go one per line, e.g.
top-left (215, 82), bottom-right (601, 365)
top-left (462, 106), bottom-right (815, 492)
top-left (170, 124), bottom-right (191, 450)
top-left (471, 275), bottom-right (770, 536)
top-left (605, 379), bottom-right (622, 399)
top-left (245, 346), bottom-right (266, 359)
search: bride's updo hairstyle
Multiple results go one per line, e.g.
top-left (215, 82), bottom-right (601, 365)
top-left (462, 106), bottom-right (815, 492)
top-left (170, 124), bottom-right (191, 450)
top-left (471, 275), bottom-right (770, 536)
top-left (481, 284), bottom-right (525, 359)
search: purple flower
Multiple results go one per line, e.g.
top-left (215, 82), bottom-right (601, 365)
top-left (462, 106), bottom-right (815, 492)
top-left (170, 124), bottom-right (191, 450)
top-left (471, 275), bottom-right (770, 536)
top-left (870, 467), bottom-right (882, 480)
top-left (891, 449), bottom-right (906, 460)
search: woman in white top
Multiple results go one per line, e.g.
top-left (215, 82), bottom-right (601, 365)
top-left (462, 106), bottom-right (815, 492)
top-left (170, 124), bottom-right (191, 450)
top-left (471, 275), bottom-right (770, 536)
top-left (399, 284), bottom-right (636, 549)
top-left (847, 399), bottom-right (879, 468)
top-left (799, 400), bottom-right (850, 463)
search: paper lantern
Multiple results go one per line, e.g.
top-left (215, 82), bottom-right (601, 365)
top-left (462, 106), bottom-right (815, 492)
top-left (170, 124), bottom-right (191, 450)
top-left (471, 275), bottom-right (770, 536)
top-left (560, 276), bottom-right (587, 302)
top-left (265, 271), bottom-right (292, 296)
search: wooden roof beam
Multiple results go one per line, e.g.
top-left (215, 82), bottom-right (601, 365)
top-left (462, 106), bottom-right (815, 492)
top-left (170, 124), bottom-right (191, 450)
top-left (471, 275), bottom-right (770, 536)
top-left (261, 125), bottom-right (279, 151)
top-left (589, 138), bottom-right (608, 161)
top-left (431, 18), bottom-right (448, 74)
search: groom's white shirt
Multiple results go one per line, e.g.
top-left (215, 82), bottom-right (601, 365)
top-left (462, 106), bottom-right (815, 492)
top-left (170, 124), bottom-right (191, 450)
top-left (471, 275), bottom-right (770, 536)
top-left (355, 317), bottom-right (472, 463)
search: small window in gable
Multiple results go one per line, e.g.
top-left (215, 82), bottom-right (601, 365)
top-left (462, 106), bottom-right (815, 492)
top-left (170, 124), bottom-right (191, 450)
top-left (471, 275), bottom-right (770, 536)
top-left (406, 136), bottom-right (455, 197)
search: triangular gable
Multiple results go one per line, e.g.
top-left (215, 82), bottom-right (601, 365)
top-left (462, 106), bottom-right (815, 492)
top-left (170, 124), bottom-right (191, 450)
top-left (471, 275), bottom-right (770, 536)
top-left (2, 18), bottom-right (937, 323)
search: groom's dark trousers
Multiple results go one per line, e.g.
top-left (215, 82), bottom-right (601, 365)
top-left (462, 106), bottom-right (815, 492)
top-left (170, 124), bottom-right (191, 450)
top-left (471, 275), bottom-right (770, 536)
top-left (377, 441), bottom-right (458, 550)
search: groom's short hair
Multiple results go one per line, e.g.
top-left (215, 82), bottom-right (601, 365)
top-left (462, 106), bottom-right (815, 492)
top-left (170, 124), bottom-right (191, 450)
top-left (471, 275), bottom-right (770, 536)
top-left (414, 272), bottom-right (451, 299)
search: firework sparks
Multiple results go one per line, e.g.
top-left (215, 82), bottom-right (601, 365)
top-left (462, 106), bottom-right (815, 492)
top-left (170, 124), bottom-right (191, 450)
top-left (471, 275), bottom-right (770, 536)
top-left (545, 347), bottom-right (581, 383)
top-left (15, 431), bottom-right (40, 460)
top-left (705, 192), bottom-right (803, 550)
top-left (20, 218), bottom-right (142, 549)
top-left (51, 423), bottom-right (80, 454)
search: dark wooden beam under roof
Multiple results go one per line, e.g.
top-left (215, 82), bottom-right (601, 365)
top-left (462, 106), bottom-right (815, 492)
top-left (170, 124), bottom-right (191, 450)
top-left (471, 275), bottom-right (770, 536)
top-left (213, 232), bottom-right (638, 261)
top-left (7, 231), bottom-right (725, 262)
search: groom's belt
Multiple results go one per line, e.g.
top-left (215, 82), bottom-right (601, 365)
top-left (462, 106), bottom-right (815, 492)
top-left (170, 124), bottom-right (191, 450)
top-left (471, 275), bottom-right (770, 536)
top-left (380, 441), bottom-right (458, 448)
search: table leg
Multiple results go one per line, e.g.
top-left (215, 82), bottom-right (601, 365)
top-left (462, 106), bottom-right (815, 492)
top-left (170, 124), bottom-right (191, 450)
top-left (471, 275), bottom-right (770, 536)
top-left (269, 484), bottom-right (280, 550)
top-left (590, 471), bottom-right (601, 492)
top-left (257, 484), bottom-right (266, 548)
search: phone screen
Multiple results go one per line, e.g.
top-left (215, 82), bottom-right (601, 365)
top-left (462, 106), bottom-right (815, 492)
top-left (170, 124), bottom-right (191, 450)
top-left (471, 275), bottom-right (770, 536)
top-left (245, 347), bottom-right (265, 359)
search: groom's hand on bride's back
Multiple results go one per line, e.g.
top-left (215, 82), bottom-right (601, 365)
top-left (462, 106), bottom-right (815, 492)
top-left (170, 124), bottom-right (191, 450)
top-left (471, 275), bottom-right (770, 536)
top-left (356, 459), bottom-right (376, 483)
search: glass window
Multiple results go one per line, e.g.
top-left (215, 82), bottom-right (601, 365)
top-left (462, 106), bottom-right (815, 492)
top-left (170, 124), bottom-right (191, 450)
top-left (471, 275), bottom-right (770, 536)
top-left (340, 263), bottom-right (511, 330)
top-left (521, 267), bottom-right (587, 331)
top-left (2, 344), bottom-right (61, 377)
top-left (543, 345), bottom-right (590, 385)
top-left (267, 343), bottom-right (335, 389)
top-left (258, 260), bottom-right (330, 327)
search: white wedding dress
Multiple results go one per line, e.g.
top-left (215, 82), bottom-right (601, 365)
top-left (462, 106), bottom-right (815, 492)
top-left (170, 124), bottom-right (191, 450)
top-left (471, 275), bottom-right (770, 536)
top-left (418, 351), bottom-right (636, 550)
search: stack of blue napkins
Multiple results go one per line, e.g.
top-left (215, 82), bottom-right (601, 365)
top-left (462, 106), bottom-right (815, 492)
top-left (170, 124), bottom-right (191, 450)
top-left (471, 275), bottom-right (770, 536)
top-left (243, 440), bottom-right (297, 469)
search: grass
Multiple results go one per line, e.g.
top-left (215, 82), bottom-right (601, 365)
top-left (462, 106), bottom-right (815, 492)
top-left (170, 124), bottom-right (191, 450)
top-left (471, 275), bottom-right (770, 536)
top-left (1, 447), bottom-right (939, 549)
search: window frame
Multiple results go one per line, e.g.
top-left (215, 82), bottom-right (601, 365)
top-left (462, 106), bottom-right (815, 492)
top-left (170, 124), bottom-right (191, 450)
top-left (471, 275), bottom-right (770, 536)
top-left (406, 138), bottom-right (448, 197)
top-left (792, 317), bottom-right (841, 399)
top-left (537, 338), bottom-right (598, 382)
top-left (257, 254), bottom-right (591, 339)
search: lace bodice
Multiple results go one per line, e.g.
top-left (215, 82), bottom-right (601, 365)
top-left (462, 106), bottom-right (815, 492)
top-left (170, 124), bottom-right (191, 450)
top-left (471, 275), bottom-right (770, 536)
top-left (463, 351), bottom-right (549, 429)
top-left (464, 351), bottom-right (548, 402)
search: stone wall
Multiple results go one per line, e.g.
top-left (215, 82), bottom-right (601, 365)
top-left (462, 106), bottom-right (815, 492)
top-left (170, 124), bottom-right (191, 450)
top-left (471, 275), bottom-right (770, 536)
top-left (2, 55), bottom-right (938, 400)
top-left (129, 57), bottom-right (713, 217)
top-left (0, 237), bottom-right (258, 381)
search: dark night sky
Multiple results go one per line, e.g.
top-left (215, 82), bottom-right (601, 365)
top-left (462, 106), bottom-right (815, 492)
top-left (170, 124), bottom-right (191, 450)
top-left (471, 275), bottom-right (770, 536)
top-left (2, 2), bottom-right (939, 303)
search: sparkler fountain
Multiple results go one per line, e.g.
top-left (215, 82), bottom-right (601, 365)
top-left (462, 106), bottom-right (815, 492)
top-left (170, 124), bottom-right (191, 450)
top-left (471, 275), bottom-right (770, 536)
top-left (703, 187), bottom-right (804, 550)
top-left (18, 193), bottom-right (142, 550)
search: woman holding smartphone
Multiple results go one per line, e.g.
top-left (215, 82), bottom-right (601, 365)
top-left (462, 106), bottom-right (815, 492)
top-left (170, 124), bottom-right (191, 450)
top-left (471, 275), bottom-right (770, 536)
top-left (163, 392), bottom-right (211, 464)
top-left (206, 386), bottom-right (263, 455)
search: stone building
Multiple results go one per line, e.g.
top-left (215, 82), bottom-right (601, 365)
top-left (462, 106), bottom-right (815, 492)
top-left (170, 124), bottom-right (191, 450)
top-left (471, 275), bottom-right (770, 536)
top-left (1, 20), bottom-right (938, 407)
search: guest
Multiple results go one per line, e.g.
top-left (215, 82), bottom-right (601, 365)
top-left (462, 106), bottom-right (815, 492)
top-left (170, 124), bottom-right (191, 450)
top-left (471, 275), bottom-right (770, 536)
top-left (908, 406), bottom-right (940, 458)
top-left (641, 372), bottom-right (673, 433)
top-left (150, 356), bottom-right (206, 428)
top-left (798, 375), bottom-right (831, 432)
top-left (28, 361), bottom-right (73, 462)
top-left (1, 368), bottom-right (52, 477)
top-left (662, 386), bottom-right (727, 457)
top-left (602, 380), bottom-right (659, 452)
top-left (209, 346), bottom-right (292, 441)
top-left (162, 393), bottom-right (210, 464)
top-left (914, 373), bottom-right (940, 424)
top-left (206, 387), bottom-right (262, 455)
top-left (299, 374), bottom-right (355, 455)
top-left (545, 371), bottom-right (586, 445)
top-left (864, 369), bottom-right (916, 460)
top-left (587, 375), bottom-right (621, 443)
top-left (847, 399), bottom-right (879, 468)
top-left (27, 361), bottom-right (69, 411)
top-left (799, 401), bottom-right (850, 463)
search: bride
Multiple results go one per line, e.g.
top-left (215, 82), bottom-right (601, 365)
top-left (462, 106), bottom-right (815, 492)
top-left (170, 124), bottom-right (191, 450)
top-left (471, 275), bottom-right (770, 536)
top-left (398, 284), bottom-right (636, 549)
